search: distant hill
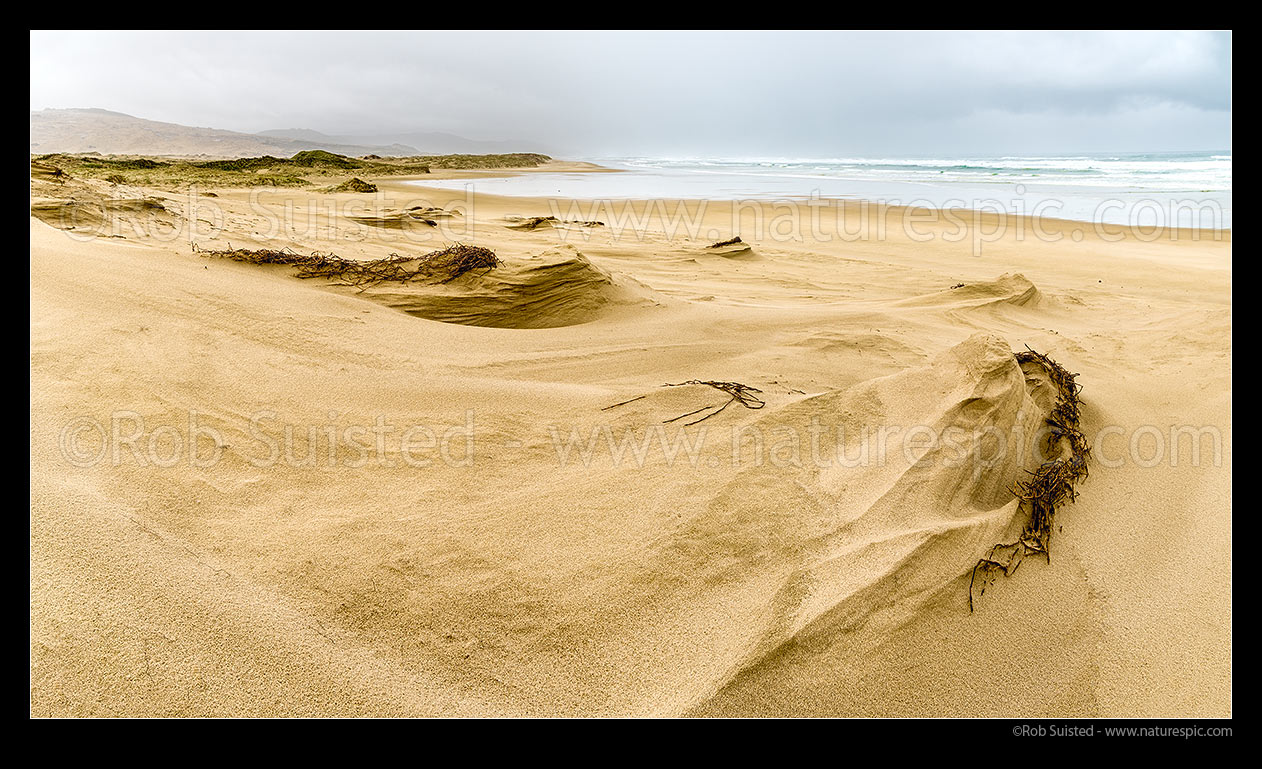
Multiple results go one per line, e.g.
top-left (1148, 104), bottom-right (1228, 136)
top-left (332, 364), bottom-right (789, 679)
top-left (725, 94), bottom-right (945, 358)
top-left (29, 109), bottom-right (528, 158)
top-left (257, 128), bottom-right (553, 156)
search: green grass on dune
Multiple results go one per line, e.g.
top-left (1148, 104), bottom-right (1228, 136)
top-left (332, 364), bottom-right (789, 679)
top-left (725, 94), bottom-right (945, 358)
top-left (31, 150), bottom-right (552, 189)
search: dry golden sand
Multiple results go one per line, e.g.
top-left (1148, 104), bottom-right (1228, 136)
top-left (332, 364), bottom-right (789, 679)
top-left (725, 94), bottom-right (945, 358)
top-left (30, 167), bottom-right (1231, 716)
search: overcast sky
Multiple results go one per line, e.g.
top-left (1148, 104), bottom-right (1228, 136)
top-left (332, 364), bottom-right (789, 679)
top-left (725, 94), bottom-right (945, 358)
top-left (30, 30), bottom-right (1231, 157)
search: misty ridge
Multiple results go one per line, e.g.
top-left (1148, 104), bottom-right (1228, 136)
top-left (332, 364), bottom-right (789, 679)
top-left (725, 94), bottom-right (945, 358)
top-left (30, 108), bottom-right (554, 158)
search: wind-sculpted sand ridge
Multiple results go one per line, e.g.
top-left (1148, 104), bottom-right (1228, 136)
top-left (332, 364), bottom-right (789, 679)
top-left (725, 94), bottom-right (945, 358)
top-left (504, 215), bottom-right (606, 232)
top-left (650, 335), bottom-right (1054, 706)
top-left (362, 248), bottom-right (661, 329)
top-left (898, 272), bottom-right (1043, 309)
top-left (703, 237), bottom-right (758, 259)
top-left (191, 240), bottom-right (658, 329)
top-left (30, 195), bottom-right (178, 236)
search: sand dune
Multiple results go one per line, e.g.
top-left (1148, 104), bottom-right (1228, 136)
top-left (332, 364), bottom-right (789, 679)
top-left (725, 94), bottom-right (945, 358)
top-left (30, 195), bottom-right (176, 235)
top-left (901, 272), bottom-right (1042, 308)
top-left (29, 168), bottom-right (1231, 717)
top-left (355, 248), bottom-right (659, 328)
top-left (504, 215), bottom-right (606, 232)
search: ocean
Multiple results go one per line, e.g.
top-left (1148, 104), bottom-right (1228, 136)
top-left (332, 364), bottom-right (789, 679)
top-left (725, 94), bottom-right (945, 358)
top-left (411, 151), bottom-right (1232, 230)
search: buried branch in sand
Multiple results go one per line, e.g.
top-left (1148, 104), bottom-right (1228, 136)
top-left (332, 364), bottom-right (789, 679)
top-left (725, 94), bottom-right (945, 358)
top-left (194, 243), bottom-right (638, 329)
top-left (663, 380), bottom-right (766, 425)
top-left (194, 243), bottom-right (501, 290)
top-left (602, 349), bottom-right (1093, 610)
top-left (604, 380), bottom-right (767, 426)
top-left (416, 244), bottom-right (503, 283)
top-left (506, 215), bottom-right (605, 231)
top-left (702, 236), bottom-right (756, 259)
top-left (506, 215), bottom-right (561, 231)
top-left (970, 347), bottom-right (1092, 612)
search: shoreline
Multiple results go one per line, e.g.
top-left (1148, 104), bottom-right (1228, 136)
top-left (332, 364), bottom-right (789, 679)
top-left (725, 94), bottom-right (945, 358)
top-left (377, 175), bottom-right (1232, 252)
top-left (397, 159), bottom-right (1232, 233)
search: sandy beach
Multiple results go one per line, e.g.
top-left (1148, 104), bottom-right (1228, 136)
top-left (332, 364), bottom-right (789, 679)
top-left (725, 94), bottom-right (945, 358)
top-left (29, 159), bottom-right (1231, 717)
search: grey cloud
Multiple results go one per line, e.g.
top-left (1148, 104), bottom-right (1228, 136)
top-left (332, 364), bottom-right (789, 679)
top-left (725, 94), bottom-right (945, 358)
top-left (29, 30), bottom-right (1231, 156)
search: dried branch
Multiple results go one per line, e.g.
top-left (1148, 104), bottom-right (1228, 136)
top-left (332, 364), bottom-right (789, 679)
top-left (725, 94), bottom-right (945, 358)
top-left (662, 380), bottom-right (766, 425)
top-left (194, 242), bottom-right (500, 291)
top-left (970, 347), bottom-right (1092, 612)
top-left (600, 380), bottom-right (767, 426)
